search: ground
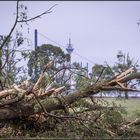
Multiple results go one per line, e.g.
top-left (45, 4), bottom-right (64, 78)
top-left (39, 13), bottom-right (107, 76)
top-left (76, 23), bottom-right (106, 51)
top-left (104, 97), bottom-right (140, 120)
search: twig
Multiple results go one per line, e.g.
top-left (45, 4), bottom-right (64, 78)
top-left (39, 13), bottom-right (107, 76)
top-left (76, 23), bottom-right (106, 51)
top-left (95, 66), bottom-right (106, 83)
top-left (17, 4), bottom-right (58, 23)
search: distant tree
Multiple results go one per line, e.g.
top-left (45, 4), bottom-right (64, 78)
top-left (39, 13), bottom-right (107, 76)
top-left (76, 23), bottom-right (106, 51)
top-left (27, 44), bottom-right (70, 84)
top-left (92, 64), bottom-right (113, 82)
top-left (90, 64), bottom-right (114, 97)
top-left (112, 50), bottom-right (139, 99)
top-left (0, 33), bottom-right (26, 89)
top-left (71, 62), bottom-right (90, 90)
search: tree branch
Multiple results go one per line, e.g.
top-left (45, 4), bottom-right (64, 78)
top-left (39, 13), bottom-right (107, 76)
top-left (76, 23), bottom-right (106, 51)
top-left (0, 0), bottom-right (19, 50)
top-left (17, 4), bottom-right (58, 23)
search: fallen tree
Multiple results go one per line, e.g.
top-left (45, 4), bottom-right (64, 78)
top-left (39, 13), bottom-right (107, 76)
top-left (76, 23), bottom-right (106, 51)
top-left (0, 62), bottom-right (140, 138)
top-left (0, 62), bottom-right (139, 121)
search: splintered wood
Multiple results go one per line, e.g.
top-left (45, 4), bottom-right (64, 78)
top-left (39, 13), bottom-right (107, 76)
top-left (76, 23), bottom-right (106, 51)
top-left (108, 67), bottom-right (136, 91)
top-left (33, 61), bottom-right (53, 91)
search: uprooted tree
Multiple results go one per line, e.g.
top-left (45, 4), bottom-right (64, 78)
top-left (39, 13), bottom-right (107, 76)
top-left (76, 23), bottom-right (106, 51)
top-left (0, 63), bottom-right (140, 120)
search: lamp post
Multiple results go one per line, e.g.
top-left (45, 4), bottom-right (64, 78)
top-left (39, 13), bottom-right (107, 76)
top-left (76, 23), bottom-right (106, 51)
top-left (34, 29), bottom-right (38, 81)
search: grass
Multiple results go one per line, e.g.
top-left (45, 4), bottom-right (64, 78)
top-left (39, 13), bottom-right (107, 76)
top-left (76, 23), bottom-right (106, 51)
top-left (103, 98), bottom-right (140, 120)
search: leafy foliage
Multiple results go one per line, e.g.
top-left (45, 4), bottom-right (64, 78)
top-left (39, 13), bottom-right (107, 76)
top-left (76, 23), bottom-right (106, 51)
top-left (28, 44), bottom-right (70, 83)
top-left (0, 98), bottom-right (139, 139)
top-left (113, 51), bottom-right (139, 99)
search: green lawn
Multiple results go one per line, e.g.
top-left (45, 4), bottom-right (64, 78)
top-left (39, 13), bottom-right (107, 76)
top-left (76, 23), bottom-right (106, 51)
top-left (104, 98), bottom-right (140, 120)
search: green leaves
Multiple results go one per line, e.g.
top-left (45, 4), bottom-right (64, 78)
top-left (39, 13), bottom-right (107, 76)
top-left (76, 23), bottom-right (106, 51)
top-left (28, 44), bottom-right (70, 83)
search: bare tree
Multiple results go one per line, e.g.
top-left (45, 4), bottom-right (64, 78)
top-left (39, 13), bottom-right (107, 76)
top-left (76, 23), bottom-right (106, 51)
top-left (0, 1), bottom-right (58, 89)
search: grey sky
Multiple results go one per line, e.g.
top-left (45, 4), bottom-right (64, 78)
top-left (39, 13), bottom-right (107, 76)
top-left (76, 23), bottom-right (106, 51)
top-left (1, 1), bottom-right (140, 70)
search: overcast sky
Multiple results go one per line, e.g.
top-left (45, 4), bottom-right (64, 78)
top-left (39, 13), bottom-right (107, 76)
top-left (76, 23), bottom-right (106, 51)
top-left (1, 1), bottom-right (140, 70)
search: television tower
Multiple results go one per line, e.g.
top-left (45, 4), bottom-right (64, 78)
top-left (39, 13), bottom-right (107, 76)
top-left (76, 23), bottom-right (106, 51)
top-left (66, 38), bottom-right (74, 90)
